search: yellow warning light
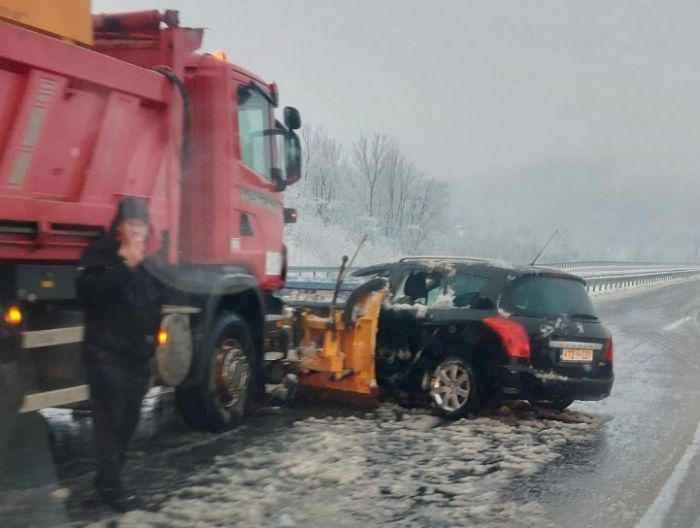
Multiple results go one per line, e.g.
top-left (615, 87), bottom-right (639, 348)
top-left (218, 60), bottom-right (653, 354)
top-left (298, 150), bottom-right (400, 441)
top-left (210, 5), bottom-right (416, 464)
top-left (211, 50), bottom-right (228, 61)
top-left (157, 328), bottom-right (169, 347)
top-left (3, 305), bottom-right (22, 326)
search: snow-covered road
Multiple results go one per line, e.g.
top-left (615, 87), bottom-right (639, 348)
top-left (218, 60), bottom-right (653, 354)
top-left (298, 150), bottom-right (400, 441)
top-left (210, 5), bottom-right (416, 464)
top-left (2, 279), bottom-right (700, 528)
top-left (106, 407), bottom-right (598, 528)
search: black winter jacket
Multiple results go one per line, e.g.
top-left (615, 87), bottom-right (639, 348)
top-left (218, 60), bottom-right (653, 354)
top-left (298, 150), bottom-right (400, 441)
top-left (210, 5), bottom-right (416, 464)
top-left (77, 236), bottom-right (166, 367)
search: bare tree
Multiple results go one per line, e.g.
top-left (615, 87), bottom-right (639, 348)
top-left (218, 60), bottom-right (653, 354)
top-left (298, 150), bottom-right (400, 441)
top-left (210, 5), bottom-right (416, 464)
top-left (288, 124), bottom-right (452, 263)
top-left (403, 176), bottom-right (447, 253)
top-left (352, 133), bottom-right (390, 217)
top-left (301, 124), bottom-right (343, 225)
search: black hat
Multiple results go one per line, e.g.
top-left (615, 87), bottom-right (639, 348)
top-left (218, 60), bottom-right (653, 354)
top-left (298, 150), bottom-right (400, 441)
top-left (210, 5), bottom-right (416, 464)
top-left (109, 197), bottom-right (150, 233)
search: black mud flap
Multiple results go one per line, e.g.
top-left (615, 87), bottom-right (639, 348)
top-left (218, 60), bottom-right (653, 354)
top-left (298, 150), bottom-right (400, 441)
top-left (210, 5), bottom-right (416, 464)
top-left (0, 361), bottom-right (23, 415)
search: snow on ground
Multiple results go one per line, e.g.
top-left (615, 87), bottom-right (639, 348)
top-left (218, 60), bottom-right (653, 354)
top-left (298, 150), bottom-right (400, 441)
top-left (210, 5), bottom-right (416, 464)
top-left (88, 404), bottom-right (600, 528)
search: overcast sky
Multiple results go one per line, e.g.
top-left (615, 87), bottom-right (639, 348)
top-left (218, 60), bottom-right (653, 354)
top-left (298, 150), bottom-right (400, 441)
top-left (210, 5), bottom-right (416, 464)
top-left (93, 0), bottom-right (700, 259)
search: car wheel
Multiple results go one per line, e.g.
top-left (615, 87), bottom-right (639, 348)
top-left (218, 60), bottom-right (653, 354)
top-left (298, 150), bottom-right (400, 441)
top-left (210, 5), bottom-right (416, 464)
top-left (429, 357), bottom-right (480, 418)
top-left (176, 313), bottom-right (254, 432)
top-left (530, 398), bottom-right (575, 411)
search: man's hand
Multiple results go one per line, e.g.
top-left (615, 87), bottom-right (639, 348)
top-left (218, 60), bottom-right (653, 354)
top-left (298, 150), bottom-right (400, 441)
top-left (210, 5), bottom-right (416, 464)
top-left (118, 238), bottom-right (146, 268)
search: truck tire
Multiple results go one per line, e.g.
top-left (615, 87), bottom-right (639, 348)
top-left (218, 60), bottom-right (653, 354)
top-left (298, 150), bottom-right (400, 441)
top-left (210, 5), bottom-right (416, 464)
top-left (0, 361), bottom-right (23, 416)
top-left (428, 356), bottom-right (481, 419)
top-left (175, 313), bottom-right (254, 432)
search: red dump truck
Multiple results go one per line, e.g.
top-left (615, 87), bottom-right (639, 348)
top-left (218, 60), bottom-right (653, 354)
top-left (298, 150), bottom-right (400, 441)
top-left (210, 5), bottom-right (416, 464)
top-left (0, 7), bottom-right (302, 431)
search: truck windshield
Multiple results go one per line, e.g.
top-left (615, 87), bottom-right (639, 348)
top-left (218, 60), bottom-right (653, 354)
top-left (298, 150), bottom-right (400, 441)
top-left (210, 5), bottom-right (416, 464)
top-left (238, 87), bottom-right (272, 179)
top-left (505, 276), bottom-right (597, 319)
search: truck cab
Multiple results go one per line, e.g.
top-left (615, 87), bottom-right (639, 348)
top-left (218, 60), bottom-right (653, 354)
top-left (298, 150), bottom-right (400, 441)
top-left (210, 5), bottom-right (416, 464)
top-left (0, 8), bottom-right (302, 430)
top-left (91, 11), bottom-right (302, 291)
top-left (179, 54), bottom-right (301, 293)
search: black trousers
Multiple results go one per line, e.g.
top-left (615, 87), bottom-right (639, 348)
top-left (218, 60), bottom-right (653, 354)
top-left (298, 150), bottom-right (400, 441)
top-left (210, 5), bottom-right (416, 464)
top-left (85, 361), bottom-right (151, 492)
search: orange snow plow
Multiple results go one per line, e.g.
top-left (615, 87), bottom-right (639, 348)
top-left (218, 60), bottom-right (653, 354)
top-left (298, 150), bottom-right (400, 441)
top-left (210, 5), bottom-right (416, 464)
top-left (281, 251), bottom-right (389, 403)
top-left (298, 288), bottom-right (385, 398)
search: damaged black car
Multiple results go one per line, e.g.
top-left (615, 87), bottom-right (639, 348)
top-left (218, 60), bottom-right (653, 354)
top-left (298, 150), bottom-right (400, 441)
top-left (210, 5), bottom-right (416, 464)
top-left (353, 257), bottom-right (614, 417)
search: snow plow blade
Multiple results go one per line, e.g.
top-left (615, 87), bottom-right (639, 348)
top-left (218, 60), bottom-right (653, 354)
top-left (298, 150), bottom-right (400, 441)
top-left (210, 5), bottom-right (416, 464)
top-left (296, 384), bottom-right (379, 408)
top-left (295, 286), bottom-right (386, 403)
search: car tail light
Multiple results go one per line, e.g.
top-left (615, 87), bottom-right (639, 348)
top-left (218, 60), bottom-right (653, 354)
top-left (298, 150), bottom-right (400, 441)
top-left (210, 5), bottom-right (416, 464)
top-left (483, 317), bottom-right (531, 360)
top-left (604, 337), bottom-right (614, 363)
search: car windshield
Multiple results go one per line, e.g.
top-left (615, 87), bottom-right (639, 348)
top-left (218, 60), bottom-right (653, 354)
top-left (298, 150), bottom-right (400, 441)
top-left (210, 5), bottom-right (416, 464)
top-left (505, 276), bottom-right (597, 319)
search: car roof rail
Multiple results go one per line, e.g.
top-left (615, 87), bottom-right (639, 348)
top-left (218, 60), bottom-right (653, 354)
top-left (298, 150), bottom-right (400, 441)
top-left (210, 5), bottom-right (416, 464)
top-left (399, 255), bottom-right (490, 263)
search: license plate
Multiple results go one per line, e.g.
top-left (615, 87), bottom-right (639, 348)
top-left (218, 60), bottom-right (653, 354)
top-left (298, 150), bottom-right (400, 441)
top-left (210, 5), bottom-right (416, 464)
top-left (561, 348), bottom-right (593, 362)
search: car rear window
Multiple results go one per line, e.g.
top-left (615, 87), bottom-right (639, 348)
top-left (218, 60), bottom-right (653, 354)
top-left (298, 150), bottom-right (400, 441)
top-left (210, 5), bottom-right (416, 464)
top-left (505, 276), bottom-right (597, 318)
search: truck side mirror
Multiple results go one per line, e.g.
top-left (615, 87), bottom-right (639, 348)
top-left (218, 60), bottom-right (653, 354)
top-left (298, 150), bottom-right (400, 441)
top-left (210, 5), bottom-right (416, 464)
top-left (284, 131), bottom-right (302, 186)
top-left (284, 106), bottom-right (301, 131)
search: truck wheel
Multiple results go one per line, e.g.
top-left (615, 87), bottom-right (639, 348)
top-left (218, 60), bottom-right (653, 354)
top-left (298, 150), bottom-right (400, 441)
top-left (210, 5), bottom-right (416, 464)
top-left (175, 313), bottom-right (254, 432)
top-left (429, 357), bottom-right (481, 418)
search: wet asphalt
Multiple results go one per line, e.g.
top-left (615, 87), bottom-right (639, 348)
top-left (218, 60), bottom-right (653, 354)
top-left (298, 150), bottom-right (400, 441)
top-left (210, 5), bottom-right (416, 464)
top-left (524, 280), bottom-right (700, 527)
top-left (2, 280), bottom-right (700, 527)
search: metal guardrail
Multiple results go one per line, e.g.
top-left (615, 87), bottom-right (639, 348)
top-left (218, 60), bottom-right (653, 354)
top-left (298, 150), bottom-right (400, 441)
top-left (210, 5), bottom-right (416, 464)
top-left (582, 269), bottom-right (700, 296)
top-left (542, 260), bottom-right (700, 270)
top-left (287, 266), bottom-right (360, 280)
top-left (286, 262), bottom-right (700, 295)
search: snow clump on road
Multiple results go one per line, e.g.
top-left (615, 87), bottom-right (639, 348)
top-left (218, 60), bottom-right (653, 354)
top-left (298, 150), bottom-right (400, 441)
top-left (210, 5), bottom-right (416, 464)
top-left (88, 404), bottom-right (600, 528)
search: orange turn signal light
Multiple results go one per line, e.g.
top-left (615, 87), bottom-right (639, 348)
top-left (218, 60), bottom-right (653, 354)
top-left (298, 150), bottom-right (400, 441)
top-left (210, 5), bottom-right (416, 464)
top-left (4, 305), bottom-right (22, 326)
top-left (157, 328), bottom-right (168, 346)
top-left (211, 50), bottom-right (228, 61)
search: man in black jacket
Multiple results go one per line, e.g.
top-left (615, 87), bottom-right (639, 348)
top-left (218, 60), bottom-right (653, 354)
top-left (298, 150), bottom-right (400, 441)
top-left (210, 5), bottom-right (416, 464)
top-left (76, 197), bottom-right (166, 512)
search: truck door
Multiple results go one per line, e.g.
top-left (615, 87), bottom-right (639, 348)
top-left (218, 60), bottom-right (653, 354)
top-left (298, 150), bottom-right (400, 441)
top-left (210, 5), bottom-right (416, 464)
top-left (233, 83), bottom-right (284, 289)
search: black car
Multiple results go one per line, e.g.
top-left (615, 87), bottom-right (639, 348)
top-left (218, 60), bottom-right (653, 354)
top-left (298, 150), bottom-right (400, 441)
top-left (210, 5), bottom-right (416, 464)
top-left (351, 257), bottom-right (614, 417)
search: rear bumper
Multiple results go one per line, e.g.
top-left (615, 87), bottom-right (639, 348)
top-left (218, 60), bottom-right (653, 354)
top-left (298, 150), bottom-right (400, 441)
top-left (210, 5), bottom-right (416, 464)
top-left (500, 363), bottom-right (614, 401)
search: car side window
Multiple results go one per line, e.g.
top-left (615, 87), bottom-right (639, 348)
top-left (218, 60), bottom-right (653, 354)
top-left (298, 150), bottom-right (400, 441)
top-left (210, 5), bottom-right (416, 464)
top-left (426, 285), bottom-right (442, 306)
top-left (393, 269), bottom-right (444, 306)
top-left (451, 274), bottom-right (489, 308)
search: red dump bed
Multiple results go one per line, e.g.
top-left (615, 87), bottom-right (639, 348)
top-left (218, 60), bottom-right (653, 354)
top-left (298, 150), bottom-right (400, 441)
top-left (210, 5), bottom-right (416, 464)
top-left (0, 12), bottom-right (291, 293)
top-left (0, 19), bottom-right (182, 262)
